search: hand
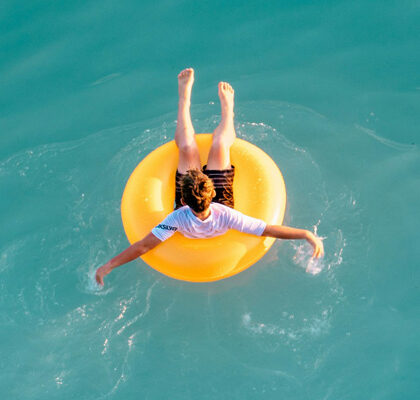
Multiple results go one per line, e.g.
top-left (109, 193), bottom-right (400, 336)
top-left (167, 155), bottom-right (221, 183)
top-left (305, 231), bottom-right (324, 258)
top-left (95, 263), bottom-right (112, 286)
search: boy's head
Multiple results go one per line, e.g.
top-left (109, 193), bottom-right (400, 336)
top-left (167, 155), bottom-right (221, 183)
top-left (180, 169), bottom-right (215, 213)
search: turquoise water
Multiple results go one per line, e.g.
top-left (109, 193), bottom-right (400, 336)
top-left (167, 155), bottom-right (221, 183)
top-left (1, 1), bottom-right (419, 398)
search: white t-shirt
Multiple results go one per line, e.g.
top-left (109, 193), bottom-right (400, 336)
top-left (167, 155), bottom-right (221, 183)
top-left (151, 203), bottom-right (267, 242)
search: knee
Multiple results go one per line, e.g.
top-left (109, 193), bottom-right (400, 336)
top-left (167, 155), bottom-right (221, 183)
top-left (177, 142), bottom-right (198, 157)
top-left (210, 137), bottom-right (231, 152)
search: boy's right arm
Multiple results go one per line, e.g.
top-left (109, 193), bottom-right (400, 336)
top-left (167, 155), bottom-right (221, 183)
top-left (95, 232), bottom-right (162, 286)
top-left (262, 225), bottom-right (324, 258)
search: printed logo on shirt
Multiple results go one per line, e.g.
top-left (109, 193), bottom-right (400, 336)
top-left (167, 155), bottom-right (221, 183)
top-left (156, 224), bottom-right (177, 231)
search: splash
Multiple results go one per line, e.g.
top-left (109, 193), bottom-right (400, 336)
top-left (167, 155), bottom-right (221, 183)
top-left (241, 310), bottom-right (331, 340)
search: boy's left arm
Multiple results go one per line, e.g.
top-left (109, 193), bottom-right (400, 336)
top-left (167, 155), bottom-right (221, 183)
top-left (262, 225), bottom-right (324, 258)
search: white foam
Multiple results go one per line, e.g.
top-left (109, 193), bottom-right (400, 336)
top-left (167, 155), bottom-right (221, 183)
top-left (355, 124), bottom-right (416, 151)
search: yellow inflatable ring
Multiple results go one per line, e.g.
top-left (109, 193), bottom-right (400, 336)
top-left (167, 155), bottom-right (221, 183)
top-left (121, 134), bottom-right (287, 282)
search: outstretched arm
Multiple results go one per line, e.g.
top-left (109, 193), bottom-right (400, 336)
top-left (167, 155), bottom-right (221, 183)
top-left (261, 225), bottom-right (324, 258)
top-left (95, 233), bottom-right (162, 286)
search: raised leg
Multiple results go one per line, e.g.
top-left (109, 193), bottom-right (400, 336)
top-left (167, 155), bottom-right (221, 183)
top-left (175, 68), bottom-right (201, 174)
top-left (206, 82), bottom-right (236, 170)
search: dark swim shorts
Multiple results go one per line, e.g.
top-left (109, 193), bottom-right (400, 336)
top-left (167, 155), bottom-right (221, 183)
top-left (175, 165), bottom-right (235, 209)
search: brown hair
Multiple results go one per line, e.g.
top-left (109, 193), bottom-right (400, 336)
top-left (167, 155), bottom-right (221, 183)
top-left (180, 169), bottom-right (215, 213)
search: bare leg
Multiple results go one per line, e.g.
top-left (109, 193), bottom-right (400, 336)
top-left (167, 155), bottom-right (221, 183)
top-left (206, 82), bottom-right (236, 170)
top-left (175, 68), bottom-right (201, 174)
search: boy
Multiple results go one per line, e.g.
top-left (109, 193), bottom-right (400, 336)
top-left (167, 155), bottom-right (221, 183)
top-left (95, 68), bottom-right (324, 286)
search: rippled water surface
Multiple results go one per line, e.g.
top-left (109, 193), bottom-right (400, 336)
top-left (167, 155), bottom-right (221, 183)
top-left (1, 1), bottom-right (419, 399)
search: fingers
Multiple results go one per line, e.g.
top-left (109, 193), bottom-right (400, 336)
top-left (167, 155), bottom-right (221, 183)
top-left (311, 242), bottom-right (324, 259)
top-left (95, 270), bottom-right (104, 286)
top-left (306, 233), bottom-right (325, 259)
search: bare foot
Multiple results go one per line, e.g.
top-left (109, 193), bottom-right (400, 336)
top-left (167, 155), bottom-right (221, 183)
top-left (178, 68), bottom-right (194, 101)
top-left (218, 82), bottom-right (234, 119)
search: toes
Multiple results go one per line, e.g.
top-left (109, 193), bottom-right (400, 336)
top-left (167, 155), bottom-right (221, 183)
top-left (178, 68), bottom-right (194, 79)
top-left (218, 82), bottom-right (234, 93)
